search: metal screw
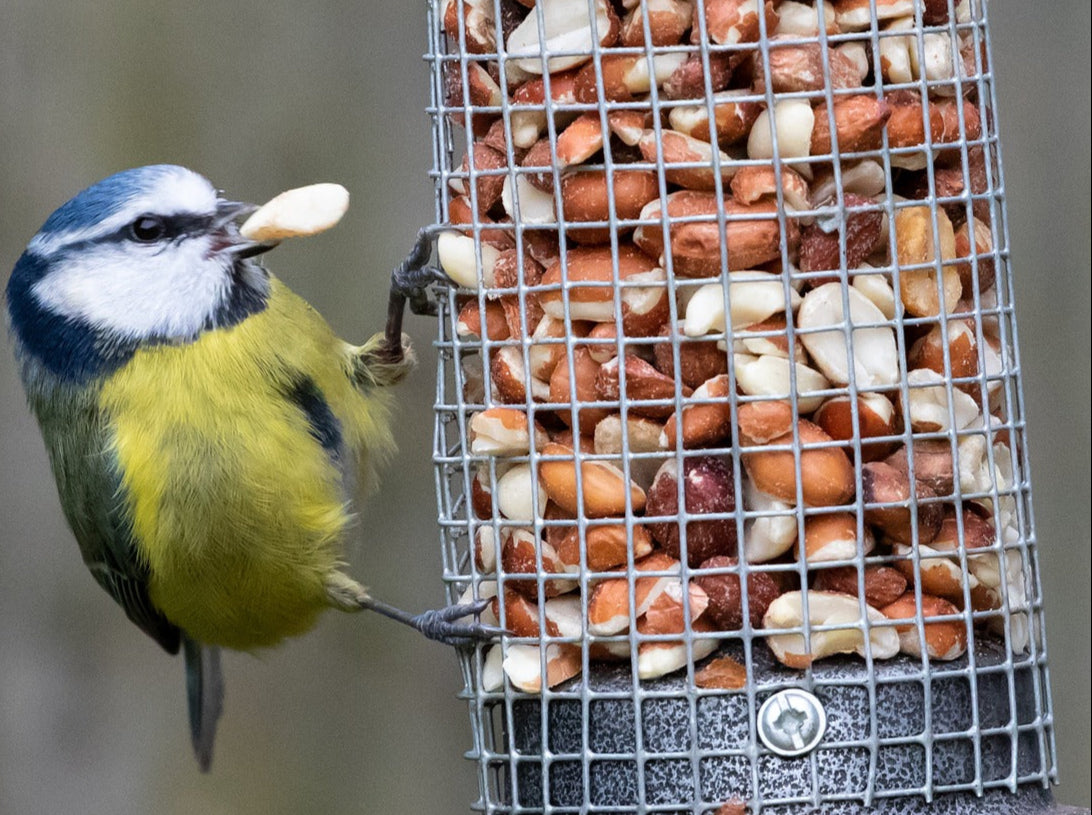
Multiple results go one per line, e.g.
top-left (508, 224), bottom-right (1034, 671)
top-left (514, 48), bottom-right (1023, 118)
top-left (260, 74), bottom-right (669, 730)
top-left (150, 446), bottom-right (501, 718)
top-left (757, 689), bottom-right (827, 758)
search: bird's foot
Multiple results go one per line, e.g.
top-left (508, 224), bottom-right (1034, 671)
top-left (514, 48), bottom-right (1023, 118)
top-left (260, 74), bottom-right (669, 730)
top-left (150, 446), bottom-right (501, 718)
top-left (364, 594), bottom-right (505, 648)
top-left (408, 599), bottom-right (508, 647)
top-left (390, 227), bottom-right (453, 318)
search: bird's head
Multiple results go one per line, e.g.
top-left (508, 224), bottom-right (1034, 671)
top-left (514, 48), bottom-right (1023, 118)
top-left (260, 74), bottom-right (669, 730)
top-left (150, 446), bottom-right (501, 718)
top-left (6, 165), bottom-right (275, 383)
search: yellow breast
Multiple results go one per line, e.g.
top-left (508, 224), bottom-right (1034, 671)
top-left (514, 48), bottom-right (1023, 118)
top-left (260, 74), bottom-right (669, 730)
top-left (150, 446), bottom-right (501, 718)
top-left (98, 279), bottom-right (392, 650)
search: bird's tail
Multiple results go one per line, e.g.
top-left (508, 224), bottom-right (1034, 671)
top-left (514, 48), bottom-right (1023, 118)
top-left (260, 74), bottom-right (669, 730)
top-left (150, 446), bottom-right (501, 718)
top-left (183, 635), bottom-right (224, 772)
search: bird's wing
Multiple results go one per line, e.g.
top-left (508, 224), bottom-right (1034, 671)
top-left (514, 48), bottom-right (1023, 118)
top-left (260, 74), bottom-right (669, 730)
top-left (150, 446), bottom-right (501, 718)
top-left (39, 397), bottom-right (182, 655)
top-left (85, 545), bottom-right (182, 655)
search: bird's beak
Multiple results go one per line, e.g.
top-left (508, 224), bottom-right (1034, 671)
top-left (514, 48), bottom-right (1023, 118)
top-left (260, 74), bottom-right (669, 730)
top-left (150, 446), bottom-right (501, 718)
top-left (214, 200), bottom-right (258, 226)
top-left (214, 200), bottom-right (278, 259)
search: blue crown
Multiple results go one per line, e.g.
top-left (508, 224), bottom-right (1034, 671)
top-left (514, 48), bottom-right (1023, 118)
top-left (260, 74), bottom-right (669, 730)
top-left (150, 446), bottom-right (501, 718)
top-left (35, 165), bottom-right (194, 239)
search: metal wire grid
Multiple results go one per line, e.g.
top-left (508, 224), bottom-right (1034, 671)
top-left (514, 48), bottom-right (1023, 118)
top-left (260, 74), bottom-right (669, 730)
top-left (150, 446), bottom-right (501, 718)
top-left (424, 0), bottom-right (1056, 811)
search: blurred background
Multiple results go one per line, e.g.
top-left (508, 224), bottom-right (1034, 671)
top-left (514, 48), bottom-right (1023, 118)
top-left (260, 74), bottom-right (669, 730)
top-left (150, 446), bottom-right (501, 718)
top-left (0, 2), bottom-right (1087, 813)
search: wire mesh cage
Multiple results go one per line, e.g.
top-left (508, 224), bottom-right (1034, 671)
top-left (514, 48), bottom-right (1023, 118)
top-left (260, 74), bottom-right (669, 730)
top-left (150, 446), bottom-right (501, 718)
top-left (424, 0), bottom-right (1058, 811)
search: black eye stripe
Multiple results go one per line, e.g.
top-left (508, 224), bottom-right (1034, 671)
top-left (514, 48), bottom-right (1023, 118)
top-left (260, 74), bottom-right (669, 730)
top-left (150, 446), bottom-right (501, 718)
top-left (52, 213), bottom-right (221, 259)
top-left (133, 213), bottom-right (214, 242)
top-left (67, 213), bottom-right (218, 251)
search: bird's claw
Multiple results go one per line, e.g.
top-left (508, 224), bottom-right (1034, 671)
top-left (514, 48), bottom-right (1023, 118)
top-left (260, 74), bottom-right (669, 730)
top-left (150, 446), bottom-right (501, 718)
top-left (390, 227), bottom-right (454, 317)
top-left (410, 599), bottom-right (508, 647)
top-left (383, 228), bottom-right (451, 359)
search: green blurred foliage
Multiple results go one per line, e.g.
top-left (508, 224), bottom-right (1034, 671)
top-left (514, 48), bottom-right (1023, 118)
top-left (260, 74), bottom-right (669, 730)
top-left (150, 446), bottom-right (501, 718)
top-left (0, 2), bottom-right (1087, 813)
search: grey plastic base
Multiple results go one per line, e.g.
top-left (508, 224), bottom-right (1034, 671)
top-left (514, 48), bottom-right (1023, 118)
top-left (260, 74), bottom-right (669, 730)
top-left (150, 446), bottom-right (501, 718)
top-left (502, 639), bottom-right (1054, 813)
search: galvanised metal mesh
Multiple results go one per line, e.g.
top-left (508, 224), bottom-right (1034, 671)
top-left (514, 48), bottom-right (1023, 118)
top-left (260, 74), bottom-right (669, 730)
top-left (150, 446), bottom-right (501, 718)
top-left (424, 1), bottom-right (1056, 812)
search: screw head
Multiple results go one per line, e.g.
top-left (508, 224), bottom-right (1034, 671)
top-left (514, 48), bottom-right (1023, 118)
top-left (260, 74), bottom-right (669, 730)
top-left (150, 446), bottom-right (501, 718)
top-left (757, 688), bottom-right (827, 757)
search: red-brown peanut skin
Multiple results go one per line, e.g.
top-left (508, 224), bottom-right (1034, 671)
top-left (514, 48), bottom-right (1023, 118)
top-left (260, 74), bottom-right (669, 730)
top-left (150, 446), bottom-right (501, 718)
top-left (798, 193), bottom-right (884, 276)
top-left (653, 327), bottom-right (728, 389)
top-left (560, 169), bottom-right (660, 245)
top-left (661, 375), bottom-right (733, 450)
top-left (813, 395), bottom-right (899, 462)
top-left (635, 193), bottom-right (798, 278)
top-left (881, 592), bottom-right (967, 660)
top-left (861, 460), bottom-right (943, 545)
top-left (538, 442), bottom-right (647, 519)
top-left (549, 348), bottom-right (612, 434)
top-left (538, 244), bottom-right (669, 336)
top-left (812, 565), bottom-right (908, 609)
top-left (695, 556), bottom-right (781, 631)
top-left (595, 354), bottom-right (689, 420)
top-left (742, 420), bottom-right (856, 508)
top-left (645, 456), bottom-right (737, 567)
top-left (884, 439), bottom-right (955, 499)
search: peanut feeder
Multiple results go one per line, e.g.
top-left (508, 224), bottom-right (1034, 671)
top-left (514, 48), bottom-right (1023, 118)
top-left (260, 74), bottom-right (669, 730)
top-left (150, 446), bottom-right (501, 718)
top-left (427, 0), bottom-right (1058, 811)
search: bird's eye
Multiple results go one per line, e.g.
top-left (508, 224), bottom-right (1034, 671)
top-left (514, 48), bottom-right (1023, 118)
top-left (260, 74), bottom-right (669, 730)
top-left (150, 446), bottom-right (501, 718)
top-left (129, 215), bottom-right (167, 243)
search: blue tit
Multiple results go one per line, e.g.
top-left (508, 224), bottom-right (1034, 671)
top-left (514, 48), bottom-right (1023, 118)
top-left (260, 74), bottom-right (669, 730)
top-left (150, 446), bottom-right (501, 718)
top-left (5, 164), bottom-right (498, 771)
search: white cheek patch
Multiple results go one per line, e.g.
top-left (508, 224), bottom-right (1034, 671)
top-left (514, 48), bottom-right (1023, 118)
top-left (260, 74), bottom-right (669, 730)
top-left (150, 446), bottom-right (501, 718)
top-left (31, 238), bottom-right (233, 342)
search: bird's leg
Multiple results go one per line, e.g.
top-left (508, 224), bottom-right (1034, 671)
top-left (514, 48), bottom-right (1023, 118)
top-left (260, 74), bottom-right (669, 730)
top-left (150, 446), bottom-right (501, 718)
top-left (326, 573), bottom-right (505, 647)
top-left (362, 597), bottom-right (507, 647)
top-left (377, 229), bottom-right (449, 359)
top-left (360, 228), bottom-right (453, 387)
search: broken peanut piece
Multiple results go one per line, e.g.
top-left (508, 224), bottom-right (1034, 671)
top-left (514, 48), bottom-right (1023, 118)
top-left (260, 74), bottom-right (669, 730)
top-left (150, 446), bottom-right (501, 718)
top-left (239, 183), bottom-right (350, 241)
top-left (694, 655), bottom-right (748, 690)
